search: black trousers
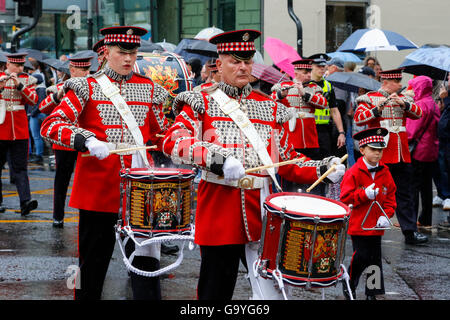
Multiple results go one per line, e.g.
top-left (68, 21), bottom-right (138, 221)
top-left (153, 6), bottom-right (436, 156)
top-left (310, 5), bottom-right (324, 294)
top-left (386, 162), bottom-right (417, 234)
top-left (0, 140), bottom-right (32, 206)
top-left (411, 159), bottom-right (434, 226)
top-left (197, 244), bottom-right (246, 300)
top-left (53, 149), bottom-right (77, 221)
top-left (348, 235), bottom-right (385, 297)
top-left (75, 210), bottom-right (118, 300)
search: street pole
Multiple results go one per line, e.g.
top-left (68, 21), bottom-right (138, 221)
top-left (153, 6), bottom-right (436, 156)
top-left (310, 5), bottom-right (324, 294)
top-left (11, 0), bottom-right (43, 53)
top-left (287, 0), bottom-right (303, 57)
top-left (87, 0), bottom-right (93, 49)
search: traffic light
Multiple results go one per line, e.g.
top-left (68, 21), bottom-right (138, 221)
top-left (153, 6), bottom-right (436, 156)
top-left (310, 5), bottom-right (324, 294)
top-left (13, 0), bottom-right (42, 18)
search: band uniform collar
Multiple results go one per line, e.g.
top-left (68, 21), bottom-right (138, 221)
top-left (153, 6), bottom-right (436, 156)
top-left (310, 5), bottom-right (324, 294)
top-left (218, 81), bottom-right (252, 100)
top-left (103, 64), bottom-right (133, 82)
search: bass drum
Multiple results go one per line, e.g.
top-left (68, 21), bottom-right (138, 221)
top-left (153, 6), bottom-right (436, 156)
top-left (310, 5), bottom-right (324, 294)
top-left (134, 51), bottom-right (193, 124)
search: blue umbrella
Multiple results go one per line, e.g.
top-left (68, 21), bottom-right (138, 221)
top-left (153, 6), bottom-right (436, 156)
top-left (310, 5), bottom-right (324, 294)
top-left (404, 45), bottom-right (450, 77)
top-left (325, 72), bottom-right (381, 92)
top-left (337, 28), bottom-right (418, 52)
top-left (326, 51), bottom-right (362, 63)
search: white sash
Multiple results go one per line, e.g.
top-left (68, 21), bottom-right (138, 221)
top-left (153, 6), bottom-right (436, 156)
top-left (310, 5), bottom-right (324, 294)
top-left (95, 73), bottom-right (150, 167)
top-left (209, 88), bottom-right (282, 191)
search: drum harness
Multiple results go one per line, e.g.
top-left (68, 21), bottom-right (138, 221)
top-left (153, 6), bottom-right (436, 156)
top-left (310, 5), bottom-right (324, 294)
top-left (96, 73), bottom-right (195, 277)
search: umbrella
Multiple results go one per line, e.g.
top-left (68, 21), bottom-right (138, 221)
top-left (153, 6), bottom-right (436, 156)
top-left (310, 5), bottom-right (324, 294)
top-left (17, 48), bottom-right (50, 62)
top-left (326, 51), bottom-right (362, 63)
top-left (404, 45), bottom-right (450, 80)
top-left (251, 63), bottom-right (287, 85)
top-left (325, 71), bottom-right (381, 92)
top-left (194, 27), bottom-right (224, 40)
top-left (337, 28), bottom-right (418, 52)
top-left (184, 39), bottom-right (217, 57)
top-left (0, 51), bottom-right (7, 63)
top-left (264, 37), bottom-right (301, 78)
top-left (399, 58), bottom-right (448, 80)
top-left (139, 39), bottom-right (164, 53)
top-left (155, 40), bottom-right (177, 52)
top-left (174, 38), bottom-right (216, 65)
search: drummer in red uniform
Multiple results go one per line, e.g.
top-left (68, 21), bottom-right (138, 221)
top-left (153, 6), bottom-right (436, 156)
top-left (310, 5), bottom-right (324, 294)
top-left (39, 51), bottom-right (94, 228)
top-left (41, 26), bottom-right (170, 300)
top-left (163, 29), bottom-right (346, 300)
top-left (0, 52), bottom-right (39, 215)
top-left (340, 127), bottom-right (396, 300)
top-left (354, 68), bottom-right (428, 245)
top-left (271, 59), bottom-right (328, 192)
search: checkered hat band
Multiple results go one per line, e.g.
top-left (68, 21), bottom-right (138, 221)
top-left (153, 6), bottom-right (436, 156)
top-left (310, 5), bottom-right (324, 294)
top-left (98, 45), bottom-right (106, 54)
top-left (217, 42), bottom-right (255, 52)
top-left (359, 136), bottom-right (385, 147)
top-left (8, 57), bottom-right (25, 63)
top-left (104, 34), bottom-right (140, 44)
top-left (70, 61), bottom-right (91, 68)
top-left (381, 73), bottom-right (402, 79)
top-left (294, 64), bottom-right (312, 70)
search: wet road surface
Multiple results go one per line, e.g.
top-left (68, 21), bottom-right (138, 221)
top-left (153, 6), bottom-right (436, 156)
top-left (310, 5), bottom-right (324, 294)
top-left (0, 160), bottom-right (449, 300)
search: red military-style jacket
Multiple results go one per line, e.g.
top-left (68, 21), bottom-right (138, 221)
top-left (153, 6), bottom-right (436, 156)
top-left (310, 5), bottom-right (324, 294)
top-left (271, 80), bottom-right (327, 149)
top-left (163, 82), bottom-right (335, 246)
top-left (39, 82), bottom-right (74, 151)
top-left (41, 66), bottom-right (169, 213)
top-left (354, 89), bottom-right (422, 163)
top-left (340, 157), bottom-right (396, 236)
top-left (0, 72), bottom-right (38, 140)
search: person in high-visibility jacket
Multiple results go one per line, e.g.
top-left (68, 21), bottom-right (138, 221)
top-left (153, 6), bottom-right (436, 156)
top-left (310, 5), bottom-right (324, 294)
top-left (309, 54), bottom-right (346, 159)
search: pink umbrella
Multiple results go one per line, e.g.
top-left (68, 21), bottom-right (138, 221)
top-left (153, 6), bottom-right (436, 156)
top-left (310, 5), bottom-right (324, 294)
top-left (264, 37), bottom-right (301, 78)
top-left (251, 63), bottom-right (288, 84)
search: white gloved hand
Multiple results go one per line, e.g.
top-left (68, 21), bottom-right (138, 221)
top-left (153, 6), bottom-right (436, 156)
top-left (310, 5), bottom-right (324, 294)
top-left (223, 156), bottom-right (245, 183)
top-left (327, 164), bottom-right (346, 183)
top-left (365, 183), bottom-right (379, 200)
top-left (376, 216), bottom-right (390, 228)
top-left (85, 137), bottom-right (110, 160)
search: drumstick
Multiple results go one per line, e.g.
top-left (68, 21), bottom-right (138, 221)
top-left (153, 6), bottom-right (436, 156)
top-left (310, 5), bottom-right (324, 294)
top-left (245, 157), bottom-right (307, 174)
top-left (306, 154), bottom-right (348, 193)
top-left (81, 145), bottom-right (157, 157)
top-left (155, 134), bottom-right (165, 138)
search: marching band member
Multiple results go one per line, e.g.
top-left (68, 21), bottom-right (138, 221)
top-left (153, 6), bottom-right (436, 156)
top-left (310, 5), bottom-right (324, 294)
top-left (340, 127), bottom-right (396, 300)
top-left (41, 26), bottom-right (169, 300)
top-left (271, 58), bottom-right (328, 192)
top-left (0, 52), bottom-right (39, 215)
top-left (354, 68), bottom-right (428, 245)
top-left (162, 29), bottom-right (346, 300)
top-left (39, 51), bottom-right (94, 228)
top-left (92, 38), bottom-right (106, 70)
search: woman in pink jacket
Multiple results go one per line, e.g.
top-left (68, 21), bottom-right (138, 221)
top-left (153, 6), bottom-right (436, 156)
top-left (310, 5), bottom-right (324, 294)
top-left (406, 75), bottom-right (440, 227)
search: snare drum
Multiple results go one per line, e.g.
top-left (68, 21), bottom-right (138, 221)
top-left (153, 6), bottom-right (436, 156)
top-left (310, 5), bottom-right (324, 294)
top-left (119, 168), bottom-right (195, 237)
top-left (257, 192), bottom-right (350, 287)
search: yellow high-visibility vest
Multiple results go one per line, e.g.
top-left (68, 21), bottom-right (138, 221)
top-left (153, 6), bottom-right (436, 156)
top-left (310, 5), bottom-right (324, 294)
top-left (315, 79), bottom-right (332, 124)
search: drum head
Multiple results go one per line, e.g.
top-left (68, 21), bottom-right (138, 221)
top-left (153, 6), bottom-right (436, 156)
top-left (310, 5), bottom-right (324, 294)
top-left (264, 192), bottom-right (350, 221)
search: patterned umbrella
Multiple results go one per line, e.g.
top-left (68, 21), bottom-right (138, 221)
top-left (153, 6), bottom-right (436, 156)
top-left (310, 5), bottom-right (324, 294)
top-left (251, 63), bottom-right (287, 85)
top-left (337, 28), bottom-right (418, 52)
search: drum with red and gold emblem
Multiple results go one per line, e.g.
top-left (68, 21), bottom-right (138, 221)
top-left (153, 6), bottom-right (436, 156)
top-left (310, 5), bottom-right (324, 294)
top-left (256, 192), bottom-right (351, 287)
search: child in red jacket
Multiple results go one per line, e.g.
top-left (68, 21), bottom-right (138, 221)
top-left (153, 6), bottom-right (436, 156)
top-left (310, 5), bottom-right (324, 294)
top-left (340, 127), bottom-right (396, 300)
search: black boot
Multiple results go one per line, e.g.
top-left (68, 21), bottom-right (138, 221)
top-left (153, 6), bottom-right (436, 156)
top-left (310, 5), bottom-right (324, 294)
top-left (130, 256), bottom-right (162, 300)
top-left (20, 199), bottom-right (38, 216)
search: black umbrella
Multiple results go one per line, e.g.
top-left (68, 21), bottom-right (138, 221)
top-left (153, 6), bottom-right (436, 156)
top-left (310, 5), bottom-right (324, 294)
top-left (139, 39), bottom-right (164, 53)
top-left (185, 39), bottom-right (217, 57)
top-left (17, 48), bottom-right (50, 62)
top-left (325, 71), bottom-right (381, 92)
top-left (174, 38), bottom-right (217, 65)
top-left (399, 44), bottom-right (450, 80)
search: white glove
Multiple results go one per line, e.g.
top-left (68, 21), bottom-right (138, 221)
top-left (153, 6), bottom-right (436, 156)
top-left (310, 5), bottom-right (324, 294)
top-left (376, 216), bottom-right (390, 228)
top-left (365, 183), bottom-right (379, 200)
top-left (85, 137), bottom-right (110, 160)
top-left (326, 157), bottom-right (345, 183)
top-left (223, 156), bottom-right (245, 183)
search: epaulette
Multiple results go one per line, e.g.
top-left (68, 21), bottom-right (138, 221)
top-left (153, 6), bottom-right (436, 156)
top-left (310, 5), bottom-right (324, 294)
top-left (63, 76), bottom-right (90, 102)
top-left (172, 90), bottom-right (206, 115)
top-left (355, 93), bottom-right (373, 105)
top-left (152, 83), bottom-right (169, 105)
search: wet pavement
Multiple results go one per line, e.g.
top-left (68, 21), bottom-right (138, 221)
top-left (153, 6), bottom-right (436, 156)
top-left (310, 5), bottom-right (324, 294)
top-left (0, 158), bottom-right (449, 301)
